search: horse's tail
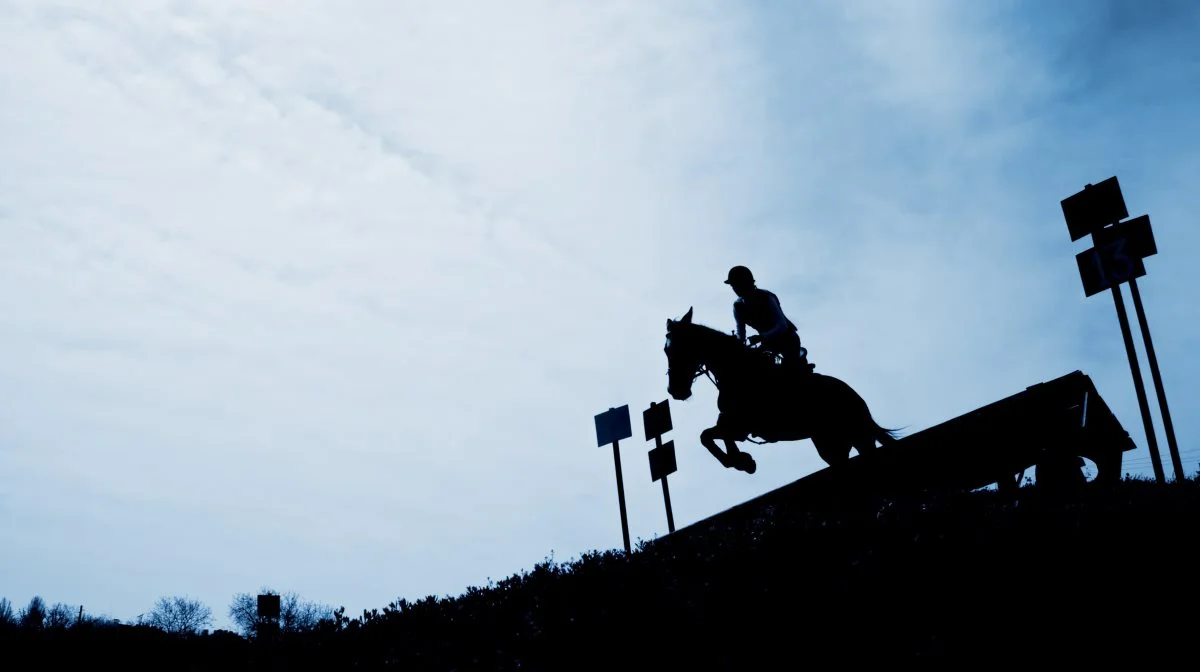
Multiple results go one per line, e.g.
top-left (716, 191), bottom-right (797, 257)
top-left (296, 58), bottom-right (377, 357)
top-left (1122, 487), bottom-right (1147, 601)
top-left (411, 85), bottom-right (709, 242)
top-left (821, 372), bottom-right (904, 446)
top-left (873, 419), bottom-right (904, 444)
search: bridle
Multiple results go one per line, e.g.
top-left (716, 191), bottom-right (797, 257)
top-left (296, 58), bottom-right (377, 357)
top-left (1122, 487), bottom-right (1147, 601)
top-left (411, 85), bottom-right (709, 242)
top-left (668, 353), bottom-right (719, 391)
top-left (667, 328), bottom-right (765, 393)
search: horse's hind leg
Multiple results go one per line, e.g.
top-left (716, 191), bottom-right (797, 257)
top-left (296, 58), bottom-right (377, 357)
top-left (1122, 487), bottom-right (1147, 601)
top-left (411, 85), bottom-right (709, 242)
top-left (812, 434), bottom-right (852, 467)
top-left (853, 424), bottom-right (881, 456)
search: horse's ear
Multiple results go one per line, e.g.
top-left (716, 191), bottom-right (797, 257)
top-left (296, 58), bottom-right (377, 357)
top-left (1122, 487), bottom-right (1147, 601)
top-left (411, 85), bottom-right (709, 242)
top-left (682, 307), bottom-right (693, 324)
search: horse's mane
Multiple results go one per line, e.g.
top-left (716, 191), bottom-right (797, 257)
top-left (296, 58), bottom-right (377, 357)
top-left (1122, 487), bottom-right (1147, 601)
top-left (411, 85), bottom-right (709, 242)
top-left (683, 320), bottom-right (733, 341)
top-left (672, 319), bottom-right (748, 355)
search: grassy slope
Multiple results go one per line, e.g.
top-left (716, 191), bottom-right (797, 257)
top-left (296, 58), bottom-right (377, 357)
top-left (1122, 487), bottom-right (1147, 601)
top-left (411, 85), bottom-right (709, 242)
top-left (6, 476), bottom-right (1197, 669)
top-left (317, 475), bottom-right (1200, 668)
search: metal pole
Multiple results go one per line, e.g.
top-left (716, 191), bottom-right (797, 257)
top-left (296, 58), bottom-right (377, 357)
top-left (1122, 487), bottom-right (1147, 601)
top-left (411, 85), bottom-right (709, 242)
top-left (1110, 282), bottom-right (1165, 483)
top-left (1127, 277), bottom-right (1184, 482)
top-left (654, 434), bottom-right (676, 533)
top-left (661, 477), bottom-right (675, 533)
top-left (612, 440), bottom-right (631, 553)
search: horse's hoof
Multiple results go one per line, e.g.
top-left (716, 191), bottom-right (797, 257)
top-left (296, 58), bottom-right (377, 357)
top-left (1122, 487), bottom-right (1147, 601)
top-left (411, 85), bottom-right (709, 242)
top-left (735, 453), bottom-right (756, 474)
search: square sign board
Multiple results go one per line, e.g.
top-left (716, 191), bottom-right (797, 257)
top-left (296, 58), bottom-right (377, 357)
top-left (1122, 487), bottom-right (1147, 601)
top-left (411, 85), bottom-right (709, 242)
top-left (1074, 213), bottom-right (1157, 298)
top-left (257, 594), bottom-right (280, 619)
top-left (643, 400), bottom-right (672, 441)
top-left (594, 405), bottom-right (632, 447)
top-left (649, 440), bottom-right (678, 482)
top-left (1075, 244), bottom-right (1146, 297)
top-left (1061, 176), bottom-right (1129, 242)
top-left (1092, 214), bottom-right (1157, 259)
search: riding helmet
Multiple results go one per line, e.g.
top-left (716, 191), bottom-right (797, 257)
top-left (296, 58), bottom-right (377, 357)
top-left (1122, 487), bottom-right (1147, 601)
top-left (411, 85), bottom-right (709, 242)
top-left (724, 265), bottom-right (754, 286)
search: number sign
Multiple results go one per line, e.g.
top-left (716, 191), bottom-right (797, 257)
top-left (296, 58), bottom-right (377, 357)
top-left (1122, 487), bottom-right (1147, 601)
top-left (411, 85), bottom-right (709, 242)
top-left (1093, 214), bottom-right (1157, 259)
top-left (1074, 214), bottom-right (1156, 297)
top-left (1075, 238), bottom-right (1146, 297)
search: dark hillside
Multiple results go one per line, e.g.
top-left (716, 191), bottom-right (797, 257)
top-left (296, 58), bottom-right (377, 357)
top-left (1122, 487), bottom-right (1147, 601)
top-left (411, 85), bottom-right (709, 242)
top-left (318, 476), bottom-right (1198, 669)
top-left (7, 476), bottom-right (1196, 669)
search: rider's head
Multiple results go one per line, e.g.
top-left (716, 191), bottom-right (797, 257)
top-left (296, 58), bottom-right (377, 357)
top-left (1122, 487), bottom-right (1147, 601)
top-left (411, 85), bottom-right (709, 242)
top-left (724, 265), bottom-right (755, 297)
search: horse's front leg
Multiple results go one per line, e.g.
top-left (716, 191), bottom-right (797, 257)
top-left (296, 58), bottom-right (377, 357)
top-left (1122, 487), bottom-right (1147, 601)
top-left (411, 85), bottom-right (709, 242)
top-left (699, 426), bottom-right (732, 468)
top-left (700, 415), bottom-right (757, 474)
top-left (723, 437), bottom-right (756, 474)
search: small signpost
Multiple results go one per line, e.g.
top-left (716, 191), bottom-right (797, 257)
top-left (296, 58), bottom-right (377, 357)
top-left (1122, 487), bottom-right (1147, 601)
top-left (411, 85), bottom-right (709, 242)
top-left (257, 593), bottom-right (280, 639)
top-left (643, 399), bottom-right (677, 534)
top-left (257, 594), bottom-right (280, 619)
top-left (1061, 177), bottom-right (1182, 483)
top-left (594, 404), bottom-right (633, 553)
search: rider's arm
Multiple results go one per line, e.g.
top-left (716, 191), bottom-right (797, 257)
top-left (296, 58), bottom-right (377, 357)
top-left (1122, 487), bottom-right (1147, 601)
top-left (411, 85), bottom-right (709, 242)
top-left (759, 294), bottom-right (789, 339)
top-left (733, 300), bottom-right (747, 343)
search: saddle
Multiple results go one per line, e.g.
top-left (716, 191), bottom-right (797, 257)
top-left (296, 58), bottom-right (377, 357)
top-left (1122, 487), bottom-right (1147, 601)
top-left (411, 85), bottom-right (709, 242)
top-left (755, 345), bottom-right (816, 375)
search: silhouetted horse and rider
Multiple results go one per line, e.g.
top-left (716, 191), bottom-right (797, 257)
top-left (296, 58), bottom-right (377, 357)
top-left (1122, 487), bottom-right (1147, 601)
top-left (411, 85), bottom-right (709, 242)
top-left (663, 266), bottom-right (900, 474)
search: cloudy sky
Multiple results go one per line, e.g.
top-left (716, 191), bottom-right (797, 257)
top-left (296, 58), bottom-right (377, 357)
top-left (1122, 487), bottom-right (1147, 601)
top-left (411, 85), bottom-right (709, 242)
top-left (3, 0), bottom-right (1197, 630)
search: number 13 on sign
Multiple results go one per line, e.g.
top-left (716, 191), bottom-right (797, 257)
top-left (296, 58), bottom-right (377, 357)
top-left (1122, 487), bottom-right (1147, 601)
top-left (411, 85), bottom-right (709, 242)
top-left (1076, 237), bottom-right (1146, 297)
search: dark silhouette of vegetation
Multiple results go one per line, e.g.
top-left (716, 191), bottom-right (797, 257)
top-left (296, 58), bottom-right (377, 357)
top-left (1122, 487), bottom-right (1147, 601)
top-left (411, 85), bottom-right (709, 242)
top-left (145, 595), bottom-right (213, 635)
top-left (1, 474), bottom-right (1195, 668)
top-left (43, 601), bottom-right (76, 629)
top-left (19, 596), bottom-right (46, 629)
top-left (228, 587), bottom-right (333, 637)
top-left (0, 598), bottom-right (14, 628)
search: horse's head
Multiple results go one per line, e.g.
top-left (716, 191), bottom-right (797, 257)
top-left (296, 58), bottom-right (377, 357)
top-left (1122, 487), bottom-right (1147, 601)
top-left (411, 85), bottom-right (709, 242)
top-left (664, 307), bottom-right (701, 400)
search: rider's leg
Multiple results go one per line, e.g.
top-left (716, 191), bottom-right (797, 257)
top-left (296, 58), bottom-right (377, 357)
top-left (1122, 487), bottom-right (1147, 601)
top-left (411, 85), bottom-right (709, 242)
top-left (770, 331), bottom-right (804, 367)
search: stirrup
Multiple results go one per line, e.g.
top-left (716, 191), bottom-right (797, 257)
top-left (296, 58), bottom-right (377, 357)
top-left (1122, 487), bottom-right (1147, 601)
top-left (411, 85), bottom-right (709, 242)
top-left (794, 348), bottom-right (815, 373)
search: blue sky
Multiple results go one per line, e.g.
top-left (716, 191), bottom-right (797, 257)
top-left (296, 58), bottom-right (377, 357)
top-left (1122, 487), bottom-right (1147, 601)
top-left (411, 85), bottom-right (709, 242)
top-left (2, 1), bottom-right (1197, 630)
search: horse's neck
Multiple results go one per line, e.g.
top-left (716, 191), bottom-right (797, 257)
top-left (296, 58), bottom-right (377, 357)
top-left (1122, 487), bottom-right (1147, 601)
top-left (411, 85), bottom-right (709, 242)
top-left (703, 341), bottom-right (752, 387)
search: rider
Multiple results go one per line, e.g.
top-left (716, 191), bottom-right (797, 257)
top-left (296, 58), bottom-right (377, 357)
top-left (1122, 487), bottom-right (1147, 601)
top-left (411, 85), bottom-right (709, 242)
top-left (724, 265), bottom-right (807, 368)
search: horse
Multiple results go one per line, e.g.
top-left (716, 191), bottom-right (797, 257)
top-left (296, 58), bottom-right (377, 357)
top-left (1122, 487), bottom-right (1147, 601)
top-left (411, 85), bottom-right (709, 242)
top-left (664, 307), bottom-right (901, 474)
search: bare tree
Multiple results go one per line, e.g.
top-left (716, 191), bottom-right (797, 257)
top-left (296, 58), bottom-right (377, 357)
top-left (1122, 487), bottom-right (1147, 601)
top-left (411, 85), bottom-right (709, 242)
top-left (44, 602), bottom-right (76, 629)
top-left (19, 596), bottom-right (46, 630)
top-left (0, 598), bottom-right (15, 628)
top-left (229, 587), bottom-right (333, 637)
top-left (145, 596), bottom-right (213, 635)
top-left (228, 592), bottom-right (258, 636)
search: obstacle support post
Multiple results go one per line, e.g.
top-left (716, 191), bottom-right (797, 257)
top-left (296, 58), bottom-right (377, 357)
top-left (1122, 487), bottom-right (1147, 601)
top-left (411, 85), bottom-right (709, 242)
top-left (1127, 276), bottom-right (1184, 482)
top-left (1108, 280), bottom-right (1165, 483)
